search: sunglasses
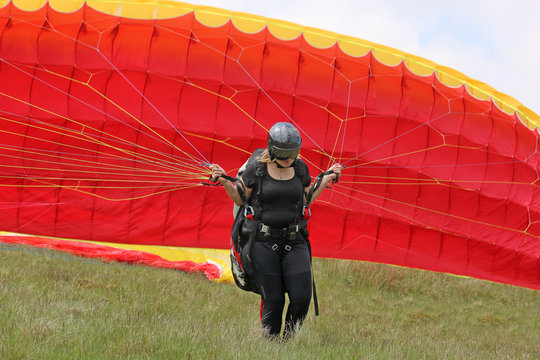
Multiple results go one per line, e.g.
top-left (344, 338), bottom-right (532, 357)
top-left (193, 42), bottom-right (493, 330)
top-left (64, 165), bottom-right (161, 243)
top-left (275, 156), bottom-right (295, 160)
top-left (274, 149), bottom-right (300, 160)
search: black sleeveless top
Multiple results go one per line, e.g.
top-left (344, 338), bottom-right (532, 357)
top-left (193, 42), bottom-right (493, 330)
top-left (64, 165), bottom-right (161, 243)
top-left (242, 161), bottom-right (311, 227)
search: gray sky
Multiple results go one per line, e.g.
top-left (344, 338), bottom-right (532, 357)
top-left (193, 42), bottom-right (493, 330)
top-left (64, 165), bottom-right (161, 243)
top-left (193, 0), bottom-right (540, 120)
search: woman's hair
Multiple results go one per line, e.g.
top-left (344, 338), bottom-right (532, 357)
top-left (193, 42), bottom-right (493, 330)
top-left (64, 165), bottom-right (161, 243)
top-left (257, 149), bottom-right (272, 163)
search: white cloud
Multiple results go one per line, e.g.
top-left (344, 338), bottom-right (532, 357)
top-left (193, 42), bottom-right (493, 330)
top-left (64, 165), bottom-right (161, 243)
top-left (194, 0), bottom-right (540, 116)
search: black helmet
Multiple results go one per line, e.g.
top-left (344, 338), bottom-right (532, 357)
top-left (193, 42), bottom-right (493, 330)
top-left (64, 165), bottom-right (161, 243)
top-left (267, 122), bottom-right (302, 160)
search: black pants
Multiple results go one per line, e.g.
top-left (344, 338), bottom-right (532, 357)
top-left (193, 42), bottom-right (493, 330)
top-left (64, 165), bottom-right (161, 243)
top-left (251, 233), bottom-right (312, 338)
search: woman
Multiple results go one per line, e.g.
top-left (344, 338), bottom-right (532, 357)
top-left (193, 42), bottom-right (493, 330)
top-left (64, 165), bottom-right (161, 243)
top-left (210, 122), bottom-right (341, 340)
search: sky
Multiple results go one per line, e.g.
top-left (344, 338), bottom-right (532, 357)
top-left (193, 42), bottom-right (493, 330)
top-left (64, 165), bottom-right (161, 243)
top-left (192, 0), bottom-right (540, 119)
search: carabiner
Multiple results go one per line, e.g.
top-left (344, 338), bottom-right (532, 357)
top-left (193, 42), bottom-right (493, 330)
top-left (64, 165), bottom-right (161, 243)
top-left (302, 206), bottom-right (311, 220)
top-left (244, 205), bottom-right (255, 220)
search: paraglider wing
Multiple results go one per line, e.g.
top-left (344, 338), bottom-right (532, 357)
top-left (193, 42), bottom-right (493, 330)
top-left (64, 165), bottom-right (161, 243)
top-left (0, 0), bottom-right (538, 289)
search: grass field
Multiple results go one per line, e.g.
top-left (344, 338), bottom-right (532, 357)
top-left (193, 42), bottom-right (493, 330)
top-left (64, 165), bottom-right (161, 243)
top-left (1, 243), bottom-right (538, 359)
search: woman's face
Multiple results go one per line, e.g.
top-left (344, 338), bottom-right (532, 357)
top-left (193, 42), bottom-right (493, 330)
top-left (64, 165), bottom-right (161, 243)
top-left (275, 158), bottom-right (295, 168)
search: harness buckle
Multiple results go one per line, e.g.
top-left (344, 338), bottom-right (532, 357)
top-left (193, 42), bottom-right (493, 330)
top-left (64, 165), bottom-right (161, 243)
top-left (259, 223), bottom-right (271, 237)
top-left (284, 245), bottom-right (292, 251)
top-left (287, 224), bottom-right (298, 240)
top-left (271, 244), bottom-right (279, 251)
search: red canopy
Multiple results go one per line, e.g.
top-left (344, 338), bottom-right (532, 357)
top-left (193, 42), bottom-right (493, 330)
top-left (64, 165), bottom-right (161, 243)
top-left (0, 1), bottom-right (538, 289)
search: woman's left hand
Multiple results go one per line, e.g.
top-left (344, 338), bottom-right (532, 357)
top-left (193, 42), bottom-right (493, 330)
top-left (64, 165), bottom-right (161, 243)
top-left (325, 164), bottom-right (342, 182)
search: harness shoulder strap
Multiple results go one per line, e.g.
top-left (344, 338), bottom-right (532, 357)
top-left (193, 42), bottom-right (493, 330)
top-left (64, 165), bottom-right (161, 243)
top-left (294, 158), bottom-right (307, 179)
top-left (254, 160), bottom-right (265, 192)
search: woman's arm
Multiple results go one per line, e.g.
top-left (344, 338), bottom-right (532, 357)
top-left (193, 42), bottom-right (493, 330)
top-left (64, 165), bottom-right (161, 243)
top-left (305, 164), bottom-right (342, 204)
top-left (209, 164), bottom-right (252, 206)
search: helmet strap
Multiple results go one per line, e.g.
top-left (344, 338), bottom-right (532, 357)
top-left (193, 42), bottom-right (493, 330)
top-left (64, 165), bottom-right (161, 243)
top-left (274, 160), bottom-right (286, 168)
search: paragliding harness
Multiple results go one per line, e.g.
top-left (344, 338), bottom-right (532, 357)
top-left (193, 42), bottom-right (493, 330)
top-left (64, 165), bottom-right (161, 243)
top-left (220, 149), bottom-right (338, 316)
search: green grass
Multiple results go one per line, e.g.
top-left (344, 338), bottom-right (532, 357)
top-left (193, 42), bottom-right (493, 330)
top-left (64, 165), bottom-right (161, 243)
top-left (1, 243), bottom-right (538, 359)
